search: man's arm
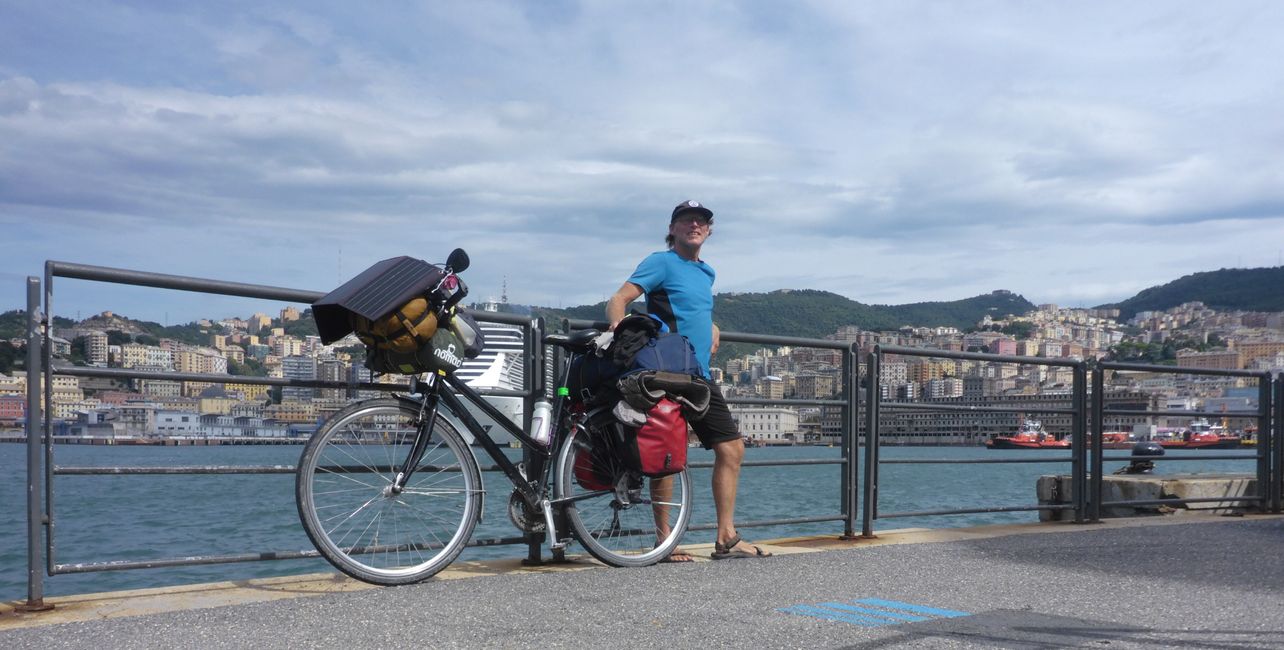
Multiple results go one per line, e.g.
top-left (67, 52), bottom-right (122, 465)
top-left (606, 281), bottom-right (644, 330)
top-left (711, 323), bottom-right (720, 357)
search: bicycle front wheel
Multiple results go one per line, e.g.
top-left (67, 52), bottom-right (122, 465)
top-left (296, 398), bottom-right (482, 585)
top-left (555, 424), bottom-right (691, 567)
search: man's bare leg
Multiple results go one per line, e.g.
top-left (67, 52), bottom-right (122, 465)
top-left (712, 436), bottom-right (745, 547)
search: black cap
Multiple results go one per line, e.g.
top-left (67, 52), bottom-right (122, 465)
top-left (671, 199), bottom-right (713, 222)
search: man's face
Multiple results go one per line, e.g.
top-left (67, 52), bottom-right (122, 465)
top-left (670, 213), bottom-right (712, 248)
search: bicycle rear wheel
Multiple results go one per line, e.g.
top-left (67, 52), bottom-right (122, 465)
top-left (296, 398), bottom-right (481, 585)
top-left (555, 424), bottom-right (691, 567)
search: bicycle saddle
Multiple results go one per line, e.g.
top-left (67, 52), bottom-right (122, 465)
top-left (544, 329), bottom-right (601, 353)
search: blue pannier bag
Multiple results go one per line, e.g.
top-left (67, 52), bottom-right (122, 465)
top-left (626, 333), bottom-right (700, 377)
top-left (566, 329), bottom-right (701, 404)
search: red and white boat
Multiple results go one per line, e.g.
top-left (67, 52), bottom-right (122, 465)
top-left (986, 420), bottom-right (1070, 450)
top-left (1157, 419), bottom-right (1241, 450)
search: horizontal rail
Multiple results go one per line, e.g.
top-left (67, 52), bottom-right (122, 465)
top-left (1098, 454), bottom-right (1259, 462)
top-left (879, 401), bottom-right (1077, 415)
top-left (687, 514), bottom-right (845, 533)
top-left (49, 260), bottom-right (325, 303)
top-left (54, 463), bottom-right (515, 475)
top-left (52, 366), bottom-right (530, 399)
top-left (878, 345), bottom-right (1083, 368)
top-left (47, 259), bottom-right (532, 327)
top-left (1100, 497), bottom-right (1265, 508)
top-left (879, 457), bottom-right (1075, 465)
top-left (727, 397), bottom-right (846, 407)
top-left (877, 504), bottom-right (1073, 519)
top-left (687, 458), bottom-right (846, 469)
top-left (55, 366), bottom-right (399, 391)
top-left (1101, 408), bottom-right (1265, 419)
top-left (1100, 361), bottom-right (1270, 379)
top-left (50, 535), bottom-right (531, 575)
top-left (563, 318), bottom-right (854, 351)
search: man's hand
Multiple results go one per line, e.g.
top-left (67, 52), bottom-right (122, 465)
top-left (711, 323), bottom-right (721, 357)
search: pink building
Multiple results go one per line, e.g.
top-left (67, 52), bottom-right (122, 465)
top-left (990, 338), bottom-right (1018, 356)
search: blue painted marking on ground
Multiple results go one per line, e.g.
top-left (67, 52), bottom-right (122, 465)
top-left (778, 605), bottom-right (893, 627)
top-left (817, 602), bottom-right (930, 622)
top-left (780, 597), bottom-right (972, 628)
top-left (855, 598), bottom-right (971, 618)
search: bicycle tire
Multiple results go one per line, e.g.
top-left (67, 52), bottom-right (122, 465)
top-left (296, 398), bottom-right (482, 585)
top-left (554, 424), bottom-right (691, 567)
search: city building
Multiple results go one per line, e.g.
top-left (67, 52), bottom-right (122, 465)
top-left (730, 406), bottom-right (800, 444)
top-left (281, 355), bottom-right (317, 402)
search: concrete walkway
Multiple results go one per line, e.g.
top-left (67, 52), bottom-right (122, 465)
top-left (4, 514), bottom-right (1283, 648)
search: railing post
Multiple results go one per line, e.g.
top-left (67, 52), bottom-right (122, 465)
top-left (861, 346), bottom-right (880, 538)
top-left (522, 317), bottom-right (546, 566)
top-left (840, 343), bottom-right (859, 538)
top-left (43, 260), bottom-right (56, 576)
top-left (21, 276), bottom-right (53, 612)
top-left (1071, 362), bottom-right (1087, 524)
top-left (1274, 374), bottom-right (1283, 514)
top-left (1258, 373), bottom-right (1273, 513)
top-left (1089, 363), bottom-right (1105, 523)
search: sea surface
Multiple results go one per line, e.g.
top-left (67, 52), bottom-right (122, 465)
top-left (0, 442), bottom-right (1262, 599)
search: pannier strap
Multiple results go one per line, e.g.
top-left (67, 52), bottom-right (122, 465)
top-left (395, 304), bottom-right (436, 344)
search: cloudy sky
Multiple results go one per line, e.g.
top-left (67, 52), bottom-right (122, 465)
top-left (2, 1), bottom-right (1283, 324)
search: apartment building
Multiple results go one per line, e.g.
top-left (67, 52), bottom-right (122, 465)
top-left (730, 406), bottom-right (801, 444)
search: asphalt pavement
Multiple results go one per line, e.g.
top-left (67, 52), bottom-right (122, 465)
top-left (3, 517), bottom-right (1282, 649)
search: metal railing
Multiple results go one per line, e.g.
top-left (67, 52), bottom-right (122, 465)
top-left (1089, 361), bottom-right (1274, 520)
top-left (861, 345), bottom-right (1087, 537)
top-left (20, 262), bottom-right (546, 609)
top-left (561, 318), bottom-right (861, 540)
top-left (859, 347), bottom-right (1280, 536)
top-left (15, 261), bottom-right (1282, 611)
top-left (18, 262), bottom-right (863, 609)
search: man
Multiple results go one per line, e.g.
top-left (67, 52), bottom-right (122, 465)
top-left (606, 199), bottom-right (772, 561)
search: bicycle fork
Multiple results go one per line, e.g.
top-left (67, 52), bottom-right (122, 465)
top-left (390, 378), bottom-right (443, 495)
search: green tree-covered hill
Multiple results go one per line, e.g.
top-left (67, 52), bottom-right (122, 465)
top-left (1098, 266), bottom-right (1284, 320)
top-left (0, 310), bottom-right (78, 340)
top-left (534, 289), bottom-right (1035, 339)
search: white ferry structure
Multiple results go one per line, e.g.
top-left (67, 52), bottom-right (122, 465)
top-left (452, 301), bottom-right (526, 445)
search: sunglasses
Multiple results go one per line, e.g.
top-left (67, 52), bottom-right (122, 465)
top-left (673, 214), bottom-right (712, 226)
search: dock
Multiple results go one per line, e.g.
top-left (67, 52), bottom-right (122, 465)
top-left (4, 513), bottom-right (1282, 648)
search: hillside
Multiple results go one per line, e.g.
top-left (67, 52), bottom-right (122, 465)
top-left (0, 310), bottom-right (78, 340)
top-left (0, 308), bottom-right (318, 348)
top-left (534, 289), bottom-right (1035, 339)
top-left (1099, 266), bottom-right (1284, 320)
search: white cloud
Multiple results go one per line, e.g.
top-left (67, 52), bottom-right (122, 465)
top-left (1, 1), bottom-right (1283, 323)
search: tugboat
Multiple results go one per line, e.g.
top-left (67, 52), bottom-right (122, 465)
top-left (986, 420), bottom-right (1070, 450)
top-left (1159, 418), bottom-right (1241, 450)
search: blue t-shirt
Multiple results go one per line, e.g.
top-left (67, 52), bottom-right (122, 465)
top-left (627, 250), bottom-right (716, 378)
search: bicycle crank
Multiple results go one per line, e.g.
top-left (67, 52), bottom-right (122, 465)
top-left (507, 489), bottom-right (545, 533)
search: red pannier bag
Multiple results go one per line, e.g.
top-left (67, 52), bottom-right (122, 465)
top-left (620, 398), bottom-right (688, 478)
top-left (573, 439), bottom-right (614, 491)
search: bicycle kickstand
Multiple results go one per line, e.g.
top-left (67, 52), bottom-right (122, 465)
top-left (541, 499), bottom-right (566, 551)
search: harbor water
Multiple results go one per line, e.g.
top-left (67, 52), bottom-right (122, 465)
top-left (0, 443), bottom-right (1260, 599)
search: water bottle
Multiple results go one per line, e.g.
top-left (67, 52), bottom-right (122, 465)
top-left (530, 400), bottom-right (554, 447)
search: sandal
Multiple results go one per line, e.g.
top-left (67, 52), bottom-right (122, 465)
top-left (659, 551), bottom-right (695, 563)
top-left (710, 535), bottom-right (773, 560)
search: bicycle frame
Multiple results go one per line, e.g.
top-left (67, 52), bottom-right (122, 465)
top-left (388, 356), bottom-right (587, 547)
